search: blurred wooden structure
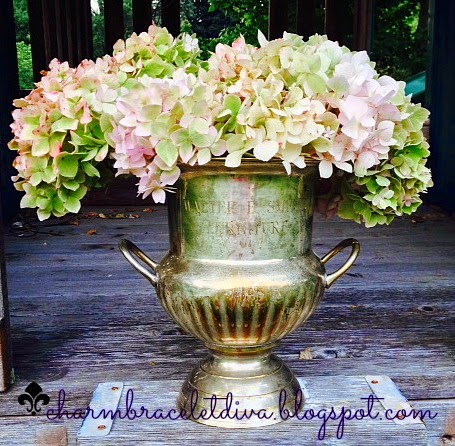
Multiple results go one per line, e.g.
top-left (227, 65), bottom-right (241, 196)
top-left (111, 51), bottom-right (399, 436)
top-left (0, 0), bottom-right (16, 392)
top-left (0, 1), bottom-right (453, 209)
top-left (26, 0), bottom-right (373, 82)
top-left (0, 0), bottom-right (21, 220)
top-left (1, 0), bottom-right (451, 212)
top-left (427, 0), bottom-right (455, 211)
top-left (270, 0), bottom-right (374, 50)
top-left (0, 200), bottom-right (13, 392)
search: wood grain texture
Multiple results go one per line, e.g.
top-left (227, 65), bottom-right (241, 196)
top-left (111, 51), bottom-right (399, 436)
top-left (0, 0), bottom-right (21, 218)
top-left (161, 0), bottom-right (181, 38)
top-left (0, 199), bottom-right (12, 392)
top-left (104, 0), bottom-right (125, 54)
top-left (0, 379), bottom-right (450, 445)
top-left (268, 0), bottom-right (289, 40)
top-left (0, 206), bottom-right (453, 444)
top-left (324, 0), bottom-right (350, 46)
top-left (353, 0), bottom-right (373, 51)
top-left (27, 0), bottom-right (93, 79)
top-left (132, 0), bottom-right (152, 34)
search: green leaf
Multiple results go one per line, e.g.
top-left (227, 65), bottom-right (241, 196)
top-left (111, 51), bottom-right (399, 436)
top-left (156, 141), bottom-right (178, 167)
top-left (55, 154), bottom-right (79, 178)
top-left (52, 197), bottom-right (66, 214)
top-left (99, 114), bottom-right (113, 133)
top-left (37, 209), bottom-right (52, 221)
top-left (31, 138), bottom-right (50, 157)
top-left (224, 95), bottom-right (242, 115)
top-left (29, 172), bottom-right (42, 186)
top-left (224, 134), bottom-right (245, 153)
top-left (305, 74), bottom-right (326, 95)
top-left (91, 123), bottom-right (104, 141)
top-left (82, 163), bottom-right (100, 178)
top-left (189, 117), bottom-right (210, 135)
top-left (81, 149), bottom-right (98, 162)
top-left (365, 180), bottom-right (379, 194)
top-left (20, 194), bottom-right (37, 209)
top-left (340, 200), bottom-right (364, 224)
top-left (95, 144), bottom-right (109, 162)
top-left (41, 166), bottom-right (57, 183)
top-left (189, 132), bottom-right (215, 148)
top-left (406, 144), bottom-right (430, 160)
top-left (57, 188), bottom-right (69, 202)
top-left (64, 196), bottom-right (81, 213)
top-left (70, 131), bottom-right (85, 146)
top-left (74, 170), bottom-right (86, 183)
top-left (72, 185), bottom-right (88, 200)
top-left (62, 180), bottom-right (80, 191)
top-left (142, 57), bottom-right (165, 77)
top-left (375, 176), bottom-right (390, 187)
top-left (51, 117), bottom-right (78, 133)
top-left (36, 196), bottom-right (50, 210)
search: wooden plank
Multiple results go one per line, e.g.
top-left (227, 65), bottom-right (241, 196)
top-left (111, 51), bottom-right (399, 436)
top-left (132, 0), bottom-right (152, 34)
top-left (82, 0), bottom-right (94, 61)
top-left (352, 0), bottom-right (373, 51)
top-left (2, 377), bottom-right (452, 445)
top-left (0, 206), bottom-right (453, 444)
top-left (324, 0), bottom-right (349, 45)
top-left (0, 397), bottom-right (450, 446)
top-left (0, 0), bottom-right (20, 219)
top-left (162, 0), bottom-right (181, 37)
top-left (296, 0), bottom-right (315, 39)
top-left (27, 0), bottom-right (47, 80)
top-left (104, 0), bottom-right (125, 53)
top-left (0, 404), bottom-right (448, 446)
top-left (0, 199), bottom-right (13, 391)
top-left (27, 0), bottom-right (93, 78)
top-left (269, 0), bottom-right (289, 39)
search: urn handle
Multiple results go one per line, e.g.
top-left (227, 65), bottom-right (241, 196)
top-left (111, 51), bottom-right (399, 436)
top-left (321, 238), bottom-right (360, 288)
top-left (119, 239), bottom-right (159, 287)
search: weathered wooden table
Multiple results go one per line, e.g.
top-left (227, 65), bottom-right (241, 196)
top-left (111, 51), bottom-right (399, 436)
top-left (0, 206), bottom-right (454, 445)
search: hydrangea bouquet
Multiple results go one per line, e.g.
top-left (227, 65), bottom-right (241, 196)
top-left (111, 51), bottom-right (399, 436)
top-left (9, 26), bottom-right (432, 226)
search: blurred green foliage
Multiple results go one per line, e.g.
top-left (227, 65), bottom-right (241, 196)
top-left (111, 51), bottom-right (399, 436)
top-left (14, 0), bottom-right (33, 89)
top-left (373, 0), bottom-right (428, 80)
top-left (14, 0), bottom-right (428, 90)
top-left (16, 41), bottom-right (34, 89)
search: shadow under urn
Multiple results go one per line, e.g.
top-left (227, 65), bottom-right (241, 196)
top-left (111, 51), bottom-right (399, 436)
top-left (119, 159), bottom-right (360, 428)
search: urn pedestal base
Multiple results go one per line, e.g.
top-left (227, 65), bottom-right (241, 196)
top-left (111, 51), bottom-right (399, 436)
top-left (177, 347), bottom-right (303, 428)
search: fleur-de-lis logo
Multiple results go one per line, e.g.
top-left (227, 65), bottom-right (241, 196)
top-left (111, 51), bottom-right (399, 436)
top-left (18, 382), bottom-right (50, 415)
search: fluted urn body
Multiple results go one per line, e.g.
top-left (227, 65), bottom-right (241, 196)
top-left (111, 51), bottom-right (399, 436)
top-left (120, 159), bottom-right (359, 428)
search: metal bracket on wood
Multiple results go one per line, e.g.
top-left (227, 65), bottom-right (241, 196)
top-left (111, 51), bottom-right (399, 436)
top-left (365, 375), bottom-right (425, 426)
top-left (78, 382), bottom-right (124, 438)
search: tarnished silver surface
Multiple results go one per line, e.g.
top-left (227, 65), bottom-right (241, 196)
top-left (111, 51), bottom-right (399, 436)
top-left (119, 159), bottom-right (360, 428)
